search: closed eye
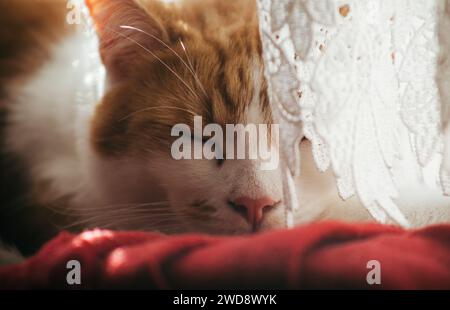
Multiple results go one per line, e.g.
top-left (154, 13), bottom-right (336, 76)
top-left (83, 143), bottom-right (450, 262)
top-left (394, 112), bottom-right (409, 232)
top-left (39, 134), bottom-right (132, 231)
top-left (190, 134), bottom-right (225, 167)
top-left (191, 134), bottom-right (204, 144)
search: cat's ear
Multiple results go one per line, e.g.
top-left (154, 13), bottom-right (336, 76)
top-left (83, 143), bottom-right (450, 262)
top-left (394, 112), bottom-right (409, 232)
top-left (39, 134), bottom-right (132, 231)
top-left (86, 0), bottom-right (167, 83)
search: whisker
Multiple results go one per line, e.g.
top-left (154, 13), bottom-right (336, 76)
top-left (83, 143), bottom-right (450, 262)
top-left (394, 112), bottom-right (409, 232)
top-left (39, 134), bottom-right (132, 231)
top-left (57, 201), bottom-right (169, 212)
top-left (62, 208), bottom-right (194, 229)
top-left (120, 25), bottom-right (208, 98)
top-left (179, 38), bottom-right (208, 97)
top-left (48, 202), bottom-right (171, 218)
top-left (57, 201), bottom-right (173, 228)
top-left (90, 216), bottom-right (176, 228)
top-left (140, 222), bottom-right (187, 233)
top-left (119, 105), bottom-right (198, 122)
top-left (84, 216), bottom-right (187, 232)
top-left (103, 25), bottom-right (199, 100)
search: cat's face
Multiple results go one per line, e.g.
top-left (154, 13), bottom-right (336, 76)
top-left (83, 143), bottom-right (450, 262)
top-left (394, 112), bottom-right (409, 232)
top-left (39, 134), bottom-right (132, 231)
top-left (87, 0), bottom-right (285, 234)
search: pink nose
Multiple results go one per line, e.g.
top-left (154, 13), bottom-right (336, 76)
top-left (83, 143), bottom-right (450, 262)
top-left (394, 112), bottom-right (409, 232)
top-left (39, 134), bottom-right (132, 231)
top-left (230, 196), bottom-right (276, 229)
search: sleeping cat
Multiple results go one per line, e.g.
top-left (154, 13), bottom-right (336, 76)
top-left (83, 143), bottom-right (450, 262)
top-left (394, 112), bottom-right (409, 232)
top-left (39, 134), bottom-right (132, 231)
top-left (0, 0), bottom-right (449, 259)
top-left (0, 0), bottom-right (286, 247)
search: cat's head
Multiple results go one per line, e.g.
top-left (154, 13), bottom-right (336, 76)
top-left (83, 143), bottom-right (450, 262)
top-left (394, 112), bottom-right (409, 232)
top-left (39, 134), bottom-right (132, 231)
top-left (87, 0), bottom-right (285, 234)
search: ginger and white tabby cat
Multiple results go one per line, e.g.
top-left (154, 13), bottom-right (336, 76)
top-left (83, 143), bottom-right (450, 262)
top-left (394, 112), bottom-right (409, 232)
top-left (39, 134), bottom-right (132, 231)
top-left (0, 0), bottom-right (448, 259)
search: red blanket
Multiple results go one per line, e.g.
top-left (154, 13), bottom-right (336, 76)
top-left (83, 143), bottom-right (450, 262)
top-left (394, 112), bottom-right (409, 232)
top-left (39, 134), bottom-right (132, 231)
top-left (1, 221), bottom-right (449, 289)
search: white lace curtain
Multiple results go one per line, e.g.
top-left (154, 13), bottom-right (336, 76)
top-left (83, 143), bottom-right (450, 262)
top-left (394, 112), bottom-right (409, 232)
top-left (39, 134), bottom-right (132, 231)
top-left (257, 0), bottom-right (450, 226)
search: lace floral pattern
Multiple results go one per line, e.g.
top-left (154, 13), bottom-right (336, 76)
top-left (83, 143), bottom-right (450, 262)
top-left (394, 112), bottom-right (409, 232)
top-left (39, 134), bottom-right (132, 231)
top-left (439, 0), bottom-right (450, 195)
top-left (257, 0), bottom-right (448, 226)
